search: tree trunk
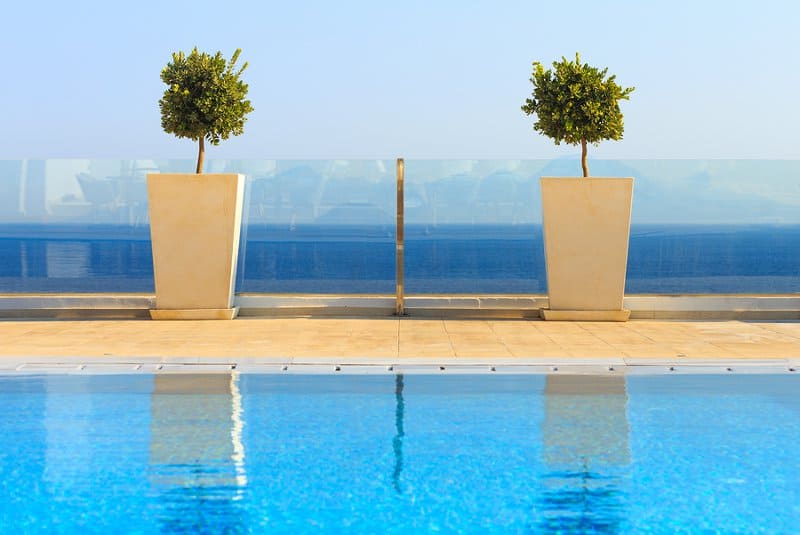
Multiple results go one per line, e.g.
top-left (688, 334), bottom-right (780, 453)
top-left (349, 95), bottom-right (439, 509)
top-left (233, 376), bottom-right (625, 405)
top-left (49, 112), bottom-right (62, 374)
top-left (581, 138), bottom-right (589, 177)
top-left (196, 137), bottom-right (205, 174)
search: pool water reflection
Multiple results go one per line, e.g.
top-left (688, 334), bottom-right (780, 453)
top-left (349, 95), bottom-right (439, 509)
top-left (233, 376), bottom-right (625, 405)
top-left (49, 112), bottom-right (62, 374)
top-left (0, 373), bottom-right (798, 533)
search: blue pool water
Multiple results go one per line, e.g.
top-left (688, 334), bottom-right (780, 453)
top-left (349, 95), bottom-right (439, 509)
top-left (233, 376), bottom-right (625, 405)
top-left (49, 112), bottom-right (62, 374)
top-left (2, 224), bottom-right (800, 294)
top-left (0, 373), bottom-right (798, 533)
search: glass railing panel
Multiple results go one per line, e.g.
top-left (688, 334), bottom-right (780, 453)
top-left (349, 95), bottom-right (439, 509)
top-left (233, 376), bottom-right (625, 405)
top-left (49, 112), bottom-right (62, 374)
top-left (404, 159), bottom-right (800, 295)
top-left (403, 160), bottom-right (546, 294)
top-left (625, 160), bottom-right (800, 293)
top-left (236, 160), bottom-right (396, 293)
top-left (0, 159), bottom-right (162, 293)
top-left (2, 159), bottom-right (797, 296)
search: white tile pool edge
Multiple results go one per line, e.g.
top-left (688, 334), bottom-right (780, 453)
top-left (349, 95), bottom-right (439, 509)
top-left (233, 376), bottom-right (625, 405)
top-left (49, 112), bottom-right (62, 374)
top-left (2, 358), bottom-right (798, 376)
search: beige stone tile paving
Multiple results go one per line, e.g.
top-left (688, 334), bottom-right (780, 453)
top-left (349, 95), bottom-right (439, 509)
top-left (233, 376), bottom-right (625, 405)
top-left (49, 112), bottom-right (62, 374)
top-left (492, 337), bottom-right (560, 354)
top-left (505, 345), bottom-right (573, 358)
top-left (399, 343), bottom-right (456, 358)
top-left (0, 318), bottom-right (797, 362)
top-left (398, 319), bottom-right (447, 333)
top-left (710, 342), bottom-right (800, 359)
top-left (449, 344), bottom-right (513, 358)
top-left (754, 323), bottom-right (800, 341)
top-left (666, 342), bottom-right (742, 359)
top-left (442, 320), bottom-right (496, 335)
top-left (486, 319), bottom-right (542, 333)
top-left (579, 324), bottom-right (655, 345)
top-left (446, 337), bottom-right (513, 358)
top-left (562, 346), bottom-right (627, 358)
top-left (609, 344), bottom-right (686, 359)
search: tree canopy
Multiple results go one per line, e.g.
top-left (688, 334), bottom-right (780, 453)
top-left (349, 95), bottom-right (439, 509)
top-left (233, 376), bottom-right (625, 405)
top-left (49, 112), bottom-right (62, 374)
top-left (159, 48), bottom-right (254, 173)
top-left (522, 53), bottom-right (633, 176)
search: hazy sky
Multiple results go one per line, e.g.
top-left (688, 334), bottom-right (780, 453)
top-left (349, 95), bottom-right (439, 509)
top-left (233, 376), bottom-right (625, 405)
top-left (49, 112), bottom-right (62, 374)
top-left (3, 0), bottom-right (798, 159)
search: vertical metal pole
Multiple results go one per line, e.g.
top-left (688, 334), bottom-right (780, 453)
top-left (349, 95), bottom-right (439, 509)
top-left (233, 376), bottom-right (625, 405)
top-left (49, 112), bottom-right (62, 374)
top-left (396, 158), bottom-right (405, 316)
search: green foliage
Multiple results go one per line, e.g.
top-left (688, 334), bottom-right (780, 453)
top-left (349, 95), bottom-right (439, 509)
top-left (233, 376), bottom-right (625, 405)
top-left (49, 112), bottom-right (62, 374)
top-left (159, 47), bottom-right (254, 147)
top-left (521, 53), bottom-right (634, 147)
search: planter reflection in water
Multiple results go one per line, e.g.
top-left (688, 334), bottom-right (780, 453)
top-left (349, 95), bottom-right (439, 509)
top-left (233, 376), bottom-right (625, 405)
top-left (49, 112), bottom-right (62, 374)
top-left (150, 373), bottom-right (246, 532)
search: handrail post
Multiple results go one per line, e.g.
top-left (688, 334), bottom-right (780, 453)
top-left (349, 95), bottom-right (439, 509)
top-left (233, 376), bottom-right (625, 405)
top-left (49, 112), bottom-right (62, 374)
top-left (396, 158), bottom-right (405, 316)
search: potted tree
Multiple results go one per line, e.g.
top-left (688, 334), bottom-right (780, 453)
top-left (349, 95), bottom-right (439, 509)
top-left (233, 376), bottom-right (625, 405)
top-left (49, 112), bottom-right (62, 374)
top-left (148, 48), bottom-right (254, 319)
top-left (522, 53), bottom-right (635, 321)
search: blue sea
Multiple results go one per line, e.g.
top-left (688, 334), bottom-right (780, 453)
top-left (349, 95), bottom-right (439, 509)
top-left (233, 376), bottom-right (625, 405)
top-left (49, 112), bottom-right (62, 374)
top-left (1, 224), bottom-right (799, 294)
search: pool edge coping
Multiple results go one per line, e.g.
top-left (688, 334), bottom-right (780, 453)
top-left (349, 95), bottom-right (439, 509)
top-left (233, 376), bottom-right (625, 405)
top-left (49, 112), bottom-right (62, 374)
top-left (3, 357), bottom-right (797, 376)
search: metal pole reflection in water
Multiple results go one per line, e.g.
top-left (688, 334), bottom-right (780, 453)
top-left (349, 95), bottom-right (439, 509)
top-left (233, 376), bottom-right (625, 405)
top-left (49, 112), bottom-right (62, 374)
top-left (393, 373), bottom-right (405, 494)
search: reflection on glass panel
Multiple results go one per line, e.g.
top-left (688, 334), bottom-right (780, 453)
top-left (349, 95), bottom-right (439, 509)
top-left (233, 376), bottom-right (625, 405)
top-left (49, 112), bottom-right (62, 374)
top-left (0, 159), bottom-right (159, 292)
top-left (539, 376), bottom-right (630, 533)
top-left (149, 373), bottom-right (247, 532)
top-left (627, 225), bottom-right (800, 293)
top-left (403, 159), bottom-right (800, 295)
top-left (404, 160), bottom-right (546, 294)
top-left (0, 160), bottom-right (160, 226)
top-left (0, 158), bottom-right (271, 293)
top-left (236, 160), bottom-right (396, 293)
top-left (625, 160), bottom-right (800, 293)
top-left (2, 158), bottom-right (799, 295)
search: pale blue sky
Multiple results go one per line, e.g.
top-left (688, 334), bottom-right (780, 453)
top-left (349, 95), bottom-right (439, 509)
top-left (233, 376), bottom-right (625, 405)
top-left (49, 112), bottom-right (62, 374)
top-left (3, 0), bottom-right (798, 159)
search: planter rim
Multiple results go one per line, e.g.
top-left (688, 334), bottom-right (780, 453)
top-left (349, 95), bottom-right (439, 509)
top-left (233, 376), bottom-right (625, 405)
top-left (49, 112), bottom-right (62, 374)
top-left (541, 176), bottom-right (634, 180)
top-left (146, 172), bottom-right (244, 178)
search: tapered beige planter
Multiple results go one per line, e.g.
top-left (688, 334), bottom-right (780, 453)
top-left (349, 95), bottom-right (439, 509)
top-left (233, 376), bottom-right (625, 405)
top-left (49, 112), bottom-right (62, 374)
top-left (540, 177), bottom-right (634, 321)
top-left (147, 173), bottom-right (245, 320)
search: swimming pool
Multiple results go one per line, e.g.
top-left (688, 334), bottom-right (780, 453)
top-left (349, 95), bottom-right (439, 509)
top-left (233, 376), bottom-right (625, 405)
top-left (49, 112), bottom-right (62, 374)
top-left (1, 372), bottom-right (798, 532)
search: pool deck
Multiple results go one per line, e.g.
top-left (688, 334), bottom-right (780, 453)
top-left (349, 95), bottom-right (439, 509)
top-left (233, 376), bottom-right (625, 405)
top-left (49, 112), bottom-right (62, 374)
top-left (1, 318), bottom-right (798, 369)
